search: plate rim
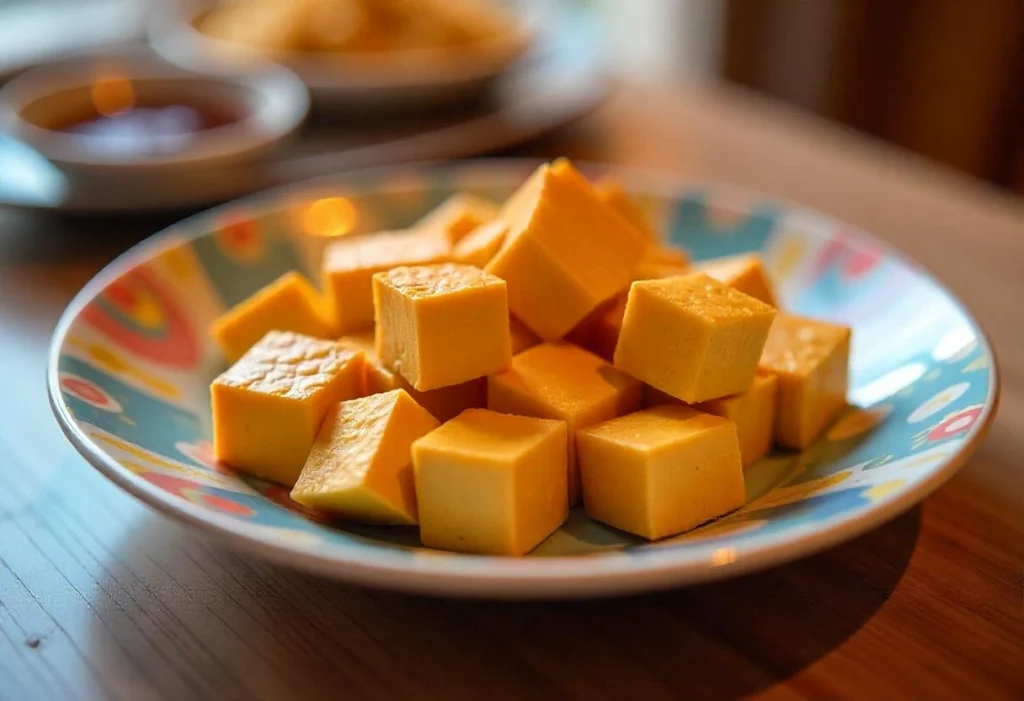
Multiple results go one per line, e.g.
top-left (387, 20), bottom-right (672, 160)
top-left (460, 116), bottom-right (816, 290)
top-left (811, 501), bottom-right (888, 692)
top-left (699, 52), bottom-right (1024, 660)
top-left (47, 158), bottom-right (1002, 598)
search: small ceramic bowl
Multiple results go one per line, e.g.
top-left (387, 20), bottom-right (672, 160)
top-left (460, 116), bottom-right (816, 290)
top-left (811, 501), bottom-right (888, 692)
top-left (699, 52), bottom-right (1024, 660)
top-left (48, 160), bottom-right (999, 599)
top-left (0, 48), bottom-right (308, 172)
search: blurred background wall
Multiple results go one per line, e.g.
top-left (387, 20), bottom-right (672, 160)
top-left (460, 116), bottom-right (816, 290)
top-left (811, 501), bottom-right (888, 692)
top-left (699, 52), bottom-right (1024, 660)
top-left (607, 0), bottom-right (1024, 194)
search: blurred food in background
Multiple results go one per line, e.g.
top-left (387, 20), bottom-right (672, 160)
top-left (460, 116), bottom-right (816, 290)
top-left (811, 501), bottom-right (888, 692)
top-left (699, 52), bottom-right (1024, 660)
top-left (194, 0), bottom-right (527, 68)
top-left (201, 0), bottom-right (517, 52)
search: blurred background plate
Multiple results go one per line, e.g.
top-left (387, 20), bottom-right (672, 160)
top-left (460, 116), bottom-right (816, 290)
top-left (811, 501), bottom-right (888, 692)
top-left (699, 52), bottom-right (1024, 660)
top-left (151, 0), bottom-right (536, 111)
top-left (0, 1), bottom-right (606, 213)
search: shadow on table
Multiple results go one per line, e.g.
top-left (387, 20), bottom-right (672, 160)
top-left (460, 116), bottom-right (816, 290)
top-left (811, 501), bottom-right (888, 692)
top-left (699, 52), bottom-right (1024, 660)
top-left (93, 505), bottom-right (920, 701)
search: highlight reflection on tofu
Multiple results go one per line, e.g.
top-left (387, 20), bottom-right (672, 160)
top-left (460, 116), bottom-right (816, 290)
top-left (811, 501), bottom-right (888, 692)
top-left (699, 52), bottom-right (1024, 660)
top-left (208, 159), bottom-right (852, 556)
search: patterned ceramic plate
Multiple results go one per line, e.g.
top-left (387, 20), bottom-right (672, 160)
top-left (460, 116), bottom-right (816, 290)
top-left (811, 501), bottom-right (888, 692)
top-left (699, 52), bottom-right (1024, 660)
top-left (48, 161), bottom-right (999, 598)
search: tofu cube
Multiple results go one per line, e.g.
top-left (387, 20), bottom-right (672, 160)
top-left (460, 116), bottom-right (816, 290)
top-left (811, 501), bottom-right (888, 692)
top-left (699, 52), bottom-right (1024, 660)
top-left (696, 370), bottom-right (778, 467)
top-left (487, 342), bottom-right (643, 505)
top-left (211, 331), bottom-right (365, 486)
top-left (416, 193), bottom-right (500, 245)
top-left (695, 253), bottom-right (778, 307)
top-left (614, 273), bottom-right (777, 403)
top-left (509, 314), bottom-right (541, 354)
top-left (486, 160), bottom-right (649, 340)
top-left (594, 177), bottom-right (658, 241)
top-left (760, 314), bottom-right (851, 449)
top-left (323, 230), bottom-right (450, 335)
top-left (210, 271), bottom-right (333, 362)
top-left (412, 409), bottom-right (568, 555)
top-left (568, 245), bottom-right (689, 361)
top-left (453, 220), bottom-right (508, 267)
top-left (339, 331), bottom-right (486, 423)
top-left (633, 245), bottom-right (690, 280)
top-left (291, 389), bottom-right (440, 524)
top-left (373, 263), bottom-right (512, 391)
top-left (577, 406), bottom-right (745, 540)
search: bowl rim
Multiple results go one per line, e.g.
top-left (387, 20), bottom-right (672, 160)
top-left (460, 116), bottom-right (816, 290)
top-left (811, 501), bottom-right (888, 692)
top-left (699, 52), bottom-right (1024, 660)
top-left (46, 158), bottom-right (1001, 598)
top-left (0, 48), bottom-right (309, 169)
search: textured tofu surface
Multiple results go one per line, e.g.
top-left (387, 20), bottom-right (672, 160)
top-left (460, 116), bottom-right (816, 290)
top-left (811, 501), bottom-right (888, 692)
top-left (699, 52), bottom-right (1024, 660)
top-left (291, 390), bottom-right (439, 524)
top-left (214, 331), bottom-right (362, 402)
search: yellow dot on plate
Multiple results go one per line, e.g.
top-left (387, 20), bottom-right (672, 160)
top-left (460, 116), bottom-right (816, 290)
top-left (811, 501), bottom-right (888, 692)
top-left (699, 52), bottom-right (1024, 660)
top-left (863, 480), bottom-right (905, 501)
top-left (161, 245), bottom-right (197, 280)
top-left (136, 373), bottom-right (182, 400)
top-left (771, 236), bottom-right (806, 279)
top-left (87, 344), bottom-right (128, 372)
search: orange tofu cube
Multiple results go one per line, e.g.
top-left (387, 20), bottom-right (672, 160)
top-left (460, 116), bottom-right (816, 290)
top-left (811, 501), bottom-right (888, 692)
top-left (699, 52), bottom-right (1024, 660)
top-left (695, 370), bottom-right (778, 467)
top-left (211, 331), bottom-right (365, 486)
top-left (374, 263), bottom-right (512, 391)
top-left (614, 273), bottom-right (777, 403)
top-left (487, 342), bottom-right (643, 505)
top-left (577, 406), bottom-right (745, 540)
top-left (695, 253), bottom-right (778, 307)
top-left (416, 193), bottom-right (500, 245)
top-left (209, 271), bottom-right (333, 362)
top-left (760, 314), bottom-right (851, 449)
top-left (486, 160), bottom-right (650, 340)
top-left (633, 245), bottom-right (690, 280)
top-left (594, 177), bottom-right (658, 241)
top-left (582, 296), bottom-right (628, 362)
top-left (412, 409), bottom-right (568, 555)
top-left (568, 245), bottom-right (690, 360)
top-left (339, 331), bottom-right (486, 422)
top-left (323, 230), bottom-right (450, 335)
top-left (291, 389), bottom-right (440, 524)
top-left (452, 219), bottom-right (507, 267)
top-left (509, 314), bottom-right (541, 354)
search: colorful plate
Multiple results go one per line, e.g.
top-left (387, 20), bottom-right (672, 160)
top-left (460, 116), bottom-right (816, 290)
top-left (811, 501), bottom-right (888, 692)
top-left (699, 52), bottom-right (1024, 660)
top-left (48, 160), bottom-right (999, 598)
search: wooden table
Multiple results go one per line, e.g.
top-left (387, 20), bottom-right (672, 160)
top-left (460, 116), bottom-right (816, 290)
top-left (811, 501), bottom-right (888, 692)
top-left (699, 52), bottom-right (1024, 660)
top-left (1, 84), bottom-right (1022, 700)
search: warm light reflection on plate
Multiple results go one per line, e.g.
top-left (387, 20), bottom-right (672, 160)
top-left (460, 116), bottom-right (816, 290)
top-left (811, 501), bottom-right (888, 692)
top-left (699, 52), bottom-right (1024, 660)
top-left (302, 196), bottom-right (358, 237)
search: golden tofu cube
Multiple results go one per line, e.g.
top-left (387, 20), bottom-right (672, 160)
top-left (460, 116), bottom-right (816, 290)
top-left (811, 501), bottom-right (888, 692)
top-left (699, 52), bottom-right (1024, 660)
top-left (633, 245), bottom-right (690, 280)
top-left (566, 295), bottom-right (627, 363)
top-left (594, 177), bottom-right (658, 241)
top-left (416, 193), bottom-right (500, 245)
top-left (486, 160), bottom-right (649, 340)
top-left (614, 273), bottom-right (777, 403)
top-left (577, 406), bottom-right (745, 540)
top-left (696, 370), bottom-right (778, 467)
top-left (568, 245), bottom-right (689, 360)
top-left (211, 331), bottom-right (366, 486)
top-left (323, 230), bottom-right (450, 335)
top-left (291, 389), bottom-right (440, 524)
top-left (695, 253), bottom-right (778, 307)
top-left (760, 314), bottom-right (851, 449)
top-left (209, 271), bottom-right (333, 362)
top-left (339, 331), bottom-right (486, 423)
top-left (412, 409), bottom-right (568, 555)
top-left (453, 219), bottom-right (507, 267)
top-left (509, 314), bottom-right (541, 354)
top-left (487, 342), bottom-right (643, 505)
top-left (374, 263), bottom-right (512, 391)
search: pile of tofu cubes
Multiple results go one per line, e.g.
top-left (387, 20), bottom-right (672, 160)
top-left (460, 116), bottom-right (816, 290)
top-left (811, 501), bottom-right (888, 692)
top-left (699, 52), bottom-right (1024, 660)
top-left (209, 159), bottom-right (851, 555)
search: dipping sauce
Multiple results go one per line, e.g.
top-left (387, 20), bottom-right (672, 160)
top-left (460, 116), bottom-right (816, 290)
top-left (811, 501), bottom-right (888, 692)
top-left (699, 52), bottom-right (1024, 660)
top-left (44, 72), bottom-right (247, 158)
top-left (54, 101), bottom-right (244, 158)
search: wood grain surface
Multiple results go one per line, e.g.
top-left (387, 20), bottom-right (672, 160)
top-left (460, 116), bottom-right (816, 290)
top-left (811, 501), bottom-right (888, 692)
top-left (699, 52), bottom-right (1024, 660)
top-left (1, 84), bottom-right (1022, 700)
